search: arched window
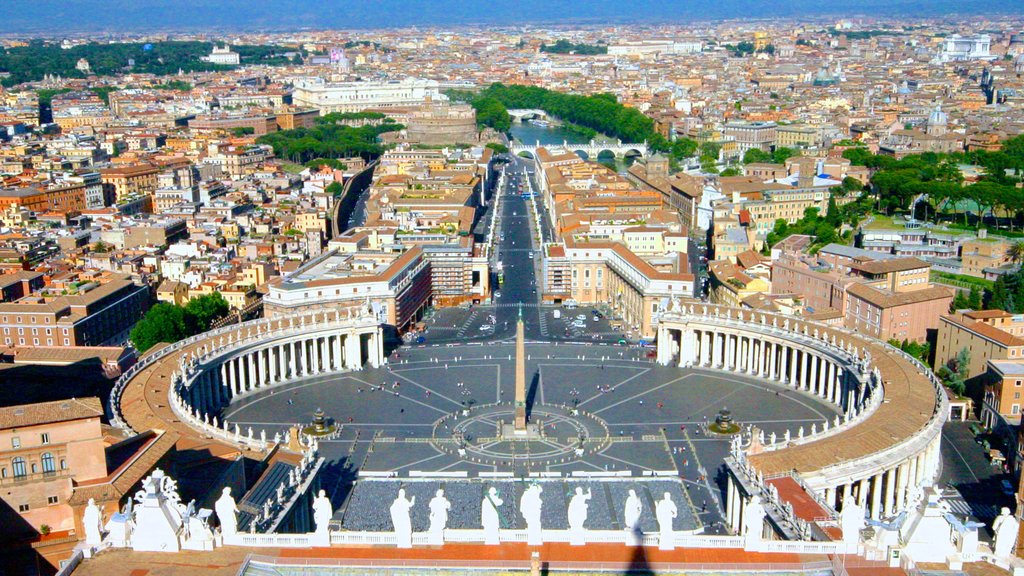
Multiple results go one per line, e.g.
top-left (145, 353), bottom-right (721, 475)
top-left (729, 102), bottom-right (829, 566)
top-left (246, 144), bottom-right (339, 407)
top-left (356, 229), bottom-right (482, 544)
top-left (12, 457), bottom-right (26, 478)
top-left (41, 453), bottom-right (55, 476)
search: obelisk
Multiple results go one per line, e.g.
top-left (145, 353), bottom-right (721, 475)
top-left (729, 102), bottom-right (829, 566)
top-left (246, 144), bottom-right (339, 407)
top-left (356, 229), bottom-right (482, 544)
top-left (514, 304), bottom-right (527, 431)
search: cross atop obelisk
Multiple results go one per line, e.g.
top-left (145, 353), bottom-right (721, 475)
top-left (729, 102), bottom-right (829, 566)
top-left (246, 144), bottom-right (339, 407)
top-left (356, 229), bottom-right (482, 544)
top-left (514, 303), bottom-right (527, 431)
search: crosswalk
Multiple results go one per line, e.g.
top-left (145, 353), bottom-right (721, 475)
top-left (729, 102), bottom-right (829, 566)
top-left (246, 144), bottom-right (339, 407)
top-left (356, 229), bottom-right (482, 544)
top-left (942, 488), bottom-right (999, 520)
top-left (539, 312), bottom-right (550, 336)
top-left (456, 309), bottom-right (480, 338)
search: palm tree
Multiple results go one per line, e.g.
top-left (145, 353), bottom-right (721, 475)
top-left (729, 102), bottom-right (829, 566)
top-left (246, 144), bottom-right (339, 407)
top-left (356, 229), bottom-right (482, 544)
top-left (1009, 241), bottom-right (1024, 268)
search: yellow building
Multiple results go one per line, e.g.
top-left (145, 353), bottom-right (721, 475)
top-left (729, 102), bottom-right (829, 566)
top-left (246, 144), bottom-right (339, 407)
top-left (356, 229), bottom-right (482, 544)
top-left (960, 236), bottom-right (1011, 278)
top-left (935, 310), bottom-right (1024, 384)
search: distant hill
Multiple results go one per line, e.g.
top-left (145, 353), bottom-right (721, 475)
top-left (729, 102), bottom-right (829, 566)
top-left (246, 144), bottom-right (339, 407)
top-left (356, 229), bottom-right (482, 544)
top-left (1, 0), bottom-right (1015, 33)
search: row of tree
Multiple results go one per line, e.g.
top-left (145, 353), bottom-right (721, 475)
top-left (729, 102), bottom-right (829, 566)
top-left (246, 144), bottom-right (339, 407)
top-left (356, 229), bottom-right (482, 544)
top-left (1, 41), bottom-right (294, 86)
top-left (539, 40), bottom-right (608, 55)
top-left (468, 83), bottom-right (672, 151)
top-left (129, 293), bottom-right (231, 353)
top-left (843, 137), bottom-right (1024, 225)
top-left (256, 117), bottom-right (403, 163)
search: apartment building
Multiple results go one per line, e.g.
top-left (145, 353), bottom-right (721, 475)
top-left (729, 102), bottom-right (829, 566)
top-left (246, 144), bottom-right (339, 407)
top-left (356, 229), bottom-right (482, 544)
top-left (936, 311), bottom-right (1024, 382)
top-left (543, 240), bottom-right (694, 339)
top-left (722, 121), bottom-right (777, 153)
top-left (264, 246), bottom-right (432, 330)
top-left (100, 164), bottom-right (160, 204)
top-left (0, 275), bottom-right (151, 347)
top-left (1, 398), bottom-right (175, 571)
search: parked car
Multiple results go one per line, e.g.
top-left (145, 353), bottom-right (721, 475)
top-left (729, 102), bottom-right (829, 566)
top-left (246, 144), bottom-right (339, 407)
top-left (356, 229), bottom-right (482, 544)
top-left (1002, 479), bottom-right (1015, 496)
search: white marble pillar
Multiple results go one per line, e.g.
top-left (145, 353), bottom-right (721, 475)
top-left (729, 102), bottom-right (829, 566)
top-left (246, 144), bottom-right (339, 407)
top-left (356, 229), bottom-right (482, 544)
top-left (810, 355), bottom-right (820, 395)
top-left (244, 353), bottom-right (253, 390)
top-left (870, 474), bottom-right (882, 520)
top-left (345, 333), bottom-right (360, 370)
top-left (883, 468), bottom-right (896, 517)
top-left (789, 349), bottom-right (799, 387)
top-left (333, 334), bottom-right (343, 371)
top-left (894, 462), bottom-right (909, 512)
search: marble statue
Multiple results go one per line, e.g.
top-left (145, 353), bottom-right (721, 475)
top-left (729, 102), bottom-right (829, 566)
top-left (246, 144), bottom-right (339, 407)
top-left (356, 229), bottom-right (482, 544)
top-left (389, 488), bottom-right (416, 548)
top-left (520, 484), bottom-right (543, 545)
top-left (993, 506), bottom-right (1019, 558)
top-left (83, 498), bottom-right (103, 546)
top-left (743, 495), bottom-right (766, 545)
top-left (215, 487), bottom-right (239, 537)
top-left (840, 495), bottom-right (865, 550)
top-left (481, 487), bottom-right (504, 545)
top-left (624, 488), bottom-right (643, 545)
top-left (623, 489), bottom-right (643, 533)
top-left (312, 489), bottom-right (332, 535)
top-left (567, 487), bottom-right (592, 545)
top-left (428, 489), bottom-right (451, 545)
top-left (656, 492), bottom-right (677, 550)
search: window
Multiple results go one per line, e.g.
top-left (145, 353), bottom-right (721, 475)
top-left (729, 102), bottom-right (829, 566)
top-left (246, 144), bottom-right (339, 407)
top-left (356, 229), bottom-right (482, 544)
top-left (47, 496), bottom-right (58, 505)
top-left (40, 433), bottom-right (49, 444)
top-left (60, 459), bottom-right (66, 470)
top-left (41, 452), bottom-right (54, 475)
top-left (18, 504), bottom-right (28, 512)
top-left (12, 457), bottom-right (26, 478)
top-left (11, 437), bottom-right (20, 449)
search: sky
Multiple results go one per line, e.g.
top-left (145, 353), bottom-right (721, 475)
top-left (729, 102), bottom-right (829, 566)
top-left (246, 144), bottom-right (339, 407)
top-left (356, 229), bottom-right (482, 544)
top-left (2, 0), bottom-right (1021, 33)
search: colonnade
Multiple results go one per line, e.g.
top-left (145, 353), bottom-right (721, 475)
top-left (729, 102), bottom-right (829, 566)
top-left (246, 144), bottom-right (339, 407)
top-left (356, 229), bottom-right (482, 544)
top-left (181, 325), bottom-right (385, 419)
top-left (658, 326), bottom-right (856, 412)
top-left (653, 306), bottom-right (945, 527)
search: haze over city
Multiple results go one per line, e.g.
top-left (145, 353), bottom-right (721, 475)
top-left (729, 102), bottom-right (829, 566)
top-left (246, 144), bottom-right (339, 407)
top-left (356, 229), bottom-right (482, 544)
top-left (3, 4), bottom-right (1024, 576)
top-left (2, 0), bottom-right (1020, 32)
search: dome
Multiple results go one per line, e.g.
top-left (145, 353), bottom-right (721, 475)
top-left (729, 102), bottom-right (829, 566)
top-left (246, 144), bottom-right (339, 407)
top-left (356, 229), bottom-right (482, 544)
top-left (928, 105), bottom-right (948, 127)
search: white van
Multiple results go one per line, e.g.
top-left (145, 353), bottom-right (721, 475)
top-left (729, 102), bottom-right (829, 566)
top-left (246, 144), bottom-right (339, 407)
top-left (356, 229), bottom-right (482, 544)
top-left (553, 309), bottom-right (561, 319)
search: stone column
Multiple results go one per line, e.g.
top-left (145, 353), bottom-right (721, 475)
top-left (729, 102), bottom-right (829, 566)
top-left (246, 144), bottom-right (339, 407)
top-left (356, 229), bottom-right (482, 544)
top-left (220, 364), bottom-right (231, 400)
top-left (376, 327), bottom-right (385, 367)
top-left (333, 334), bottom-right (342, 371)
top-left (256, 349), bottom-right (266, 387)
top-left (810, 355), bottom-right (819, 395)
top-left (246, 353), bottom-right (257, 391)
top-left (311, 337), bottom-right (320, 373)
top-left (769, 342), bottom-right (777, 380)
top-left (778, 344), bottom-right (787, 382)
top-left (832, 368), bottom-right (842, 405)
top-left (894, 462), bottom-right (909, 512)
top-left (870, 474), bottom-right (883, 520)
top-left (789, 349), bottom-right (799, 387)
top-left (883, 468), bottom-right (896, 517)
top-left (347, 333), bottom-right (362, 370)
top-left (800, 351), bottom-right (810, 391)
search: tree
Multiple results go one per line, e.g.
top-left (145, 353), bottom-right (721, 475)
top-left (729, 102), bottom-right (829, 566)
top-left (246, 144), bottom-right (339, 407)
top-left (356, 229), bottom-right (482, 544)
top-left (129, 303), bottom-right (190, 353)
top-left (184, 293), bottom-right (230, 332)
top-left (326, 181), bottom-right (344, 197)
top-left (743, 149), bottom-right (771, 164)
top-left (1009, 241), bottom-right (1024, 266)
top-left (951, 290), bottom-right (968, 312)
top-left (720, 167), bottom-right (741, 177)
top-left (967, 285), bottom-right (983, 309)
top-left (471, 96), bottom-right (511, 133)
top-left (486, 143), bottom-right (509, 154)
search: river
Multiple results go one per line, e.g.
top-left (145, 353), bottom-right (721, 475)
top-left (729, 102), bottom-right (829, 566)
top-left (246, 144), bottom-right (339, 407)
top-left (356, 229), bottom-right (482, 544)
top-left (508, 121), bottom-right (635, 172)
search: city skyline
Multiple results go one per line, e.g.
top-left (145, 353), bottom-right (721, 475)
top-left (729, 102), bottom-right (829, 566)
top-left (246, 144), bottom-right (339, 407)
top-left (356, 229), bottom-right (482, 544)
top-left (2, 0), bottom-right (1021, 33)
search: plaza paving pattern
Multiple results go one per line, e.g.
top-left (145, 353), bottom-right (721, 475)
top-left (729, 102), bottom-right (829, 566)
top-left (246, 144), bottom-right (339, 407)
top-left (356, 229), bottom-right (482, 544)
top-left (221, 341), bottom-right (840, 532)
